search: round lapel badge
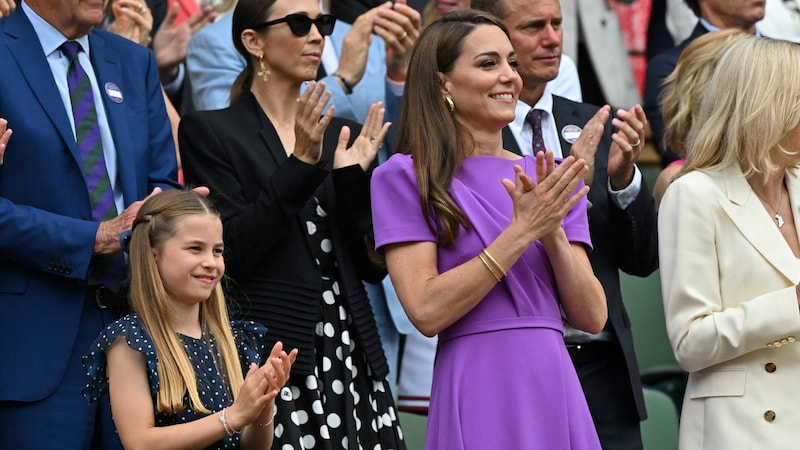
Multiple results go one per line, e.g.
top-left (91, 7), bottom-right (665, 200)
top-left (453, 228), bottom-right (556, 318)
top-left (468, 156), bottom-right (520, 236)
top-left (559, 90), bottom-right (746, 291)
top-left (105, 82), bottom-right (123, 104)
top-left (561, 124), bottom-right (582, 144)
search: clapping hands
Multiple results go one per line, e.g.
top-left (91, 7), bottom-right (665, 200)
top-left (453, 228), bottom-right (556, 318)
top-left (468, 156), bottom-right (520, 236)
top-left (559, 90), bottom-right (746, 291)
top-left (293, 81), bottom-right (335, 165)
top-left (374, 0), bottom-right (421, 82)
top-left (502, 151), bottom-right (590, 245)
top-left (608, 104), bottom-right (647, 190)
top-left (0, 118), bottom-right (12, 166)
top-left (226, 342), bottom-right (297, 431)
top-left (333, 101), bottom-right (391, 171)
top-left (108, 0), bottom-right (153, 47)
top-left (0, 0), bottom-right (15, 18)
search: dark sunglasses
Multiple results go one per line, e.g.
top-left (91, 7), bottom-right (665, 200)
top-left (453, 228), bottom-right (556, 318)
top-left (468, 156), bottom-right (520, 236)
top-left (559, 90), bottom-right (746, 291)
top-left (252, 13), bottom-right (336, 37)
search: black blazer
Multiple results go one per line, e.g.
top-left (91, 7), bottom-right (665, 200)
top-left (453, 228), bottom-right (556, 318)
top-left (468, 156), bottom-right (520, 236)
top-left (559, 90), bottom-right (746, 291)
top-left (503, 95), bottom-right (659, 420)
top-left (644, 22), bottom-right (709, 167)
top-left (179, 91), bottom-right (388, 378)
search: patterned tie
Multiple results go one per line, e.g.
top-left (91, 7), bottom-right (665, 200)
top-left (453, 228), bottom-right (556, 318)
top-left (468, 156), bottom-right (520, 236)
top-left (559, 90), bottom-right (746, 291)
top-left (62, 41), bottom-right (124, 289)
top-left (526, 108), bottom-right (546, 155)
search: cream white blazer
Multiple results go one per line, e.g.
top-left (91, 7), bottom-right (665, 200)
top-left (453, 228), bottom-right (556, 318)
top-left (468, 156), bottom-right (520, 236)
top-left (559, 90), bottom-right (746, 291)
top-left (659, 164), bottom-right (800, 449)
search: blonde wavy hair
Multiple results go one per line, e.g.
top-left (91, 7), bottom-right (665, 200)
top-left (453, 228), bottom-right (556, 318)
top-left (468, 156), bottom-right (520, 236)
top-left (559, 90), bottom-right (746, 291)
top-left (128, 190), bottom-right (244, 414)
top-left (683, 37), bottom-right (800, 180)
top-left (659, 29), bottom-right (749, 156)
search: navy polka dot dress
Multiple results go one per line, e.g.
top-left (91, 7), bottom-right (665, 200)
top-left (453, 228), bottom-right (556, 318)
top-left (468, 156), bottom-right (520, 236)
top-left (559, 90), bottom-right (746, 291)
top-left (82, 314), bottom-right (268, 449)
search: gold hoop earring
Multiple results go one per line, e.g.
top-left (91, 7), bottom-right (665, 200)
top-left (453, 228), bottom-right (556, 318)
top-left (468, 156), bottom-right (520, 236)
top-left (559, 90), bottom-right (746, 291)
top-left (257, 53), bottom-right (270, 82)
top-left (445, 96), bottom-right (455, 112)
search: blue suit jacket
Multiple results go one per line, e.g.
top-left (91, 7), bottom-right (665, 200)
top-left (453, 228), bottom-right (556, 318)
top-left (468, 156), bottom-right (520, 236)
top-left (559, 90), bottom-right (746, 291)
top-left (186, 14), bottom-right (400, 125)
top-left (0, 9), bottom-right (180, 402)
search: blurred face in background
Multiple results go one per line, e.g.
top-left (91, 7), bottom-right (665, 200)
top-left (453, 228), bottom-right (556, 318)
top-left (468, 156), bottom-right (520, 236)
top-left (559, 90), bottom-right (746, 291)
top-left (433, 0), bottom-right (470, 18)
top-left (27, 0), bottom-right (109, 38)
top-left (498, 0), bottom-right (562, 92)
top-left (701, 0), bottom-right (765, 31)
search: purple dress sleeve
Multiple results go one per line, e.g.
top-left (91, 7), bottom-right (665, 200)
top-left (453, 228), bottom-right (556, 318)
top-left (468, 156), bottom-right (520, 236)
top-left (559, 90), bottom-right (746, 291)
top-left (371, 154), bottom-right (437, 251)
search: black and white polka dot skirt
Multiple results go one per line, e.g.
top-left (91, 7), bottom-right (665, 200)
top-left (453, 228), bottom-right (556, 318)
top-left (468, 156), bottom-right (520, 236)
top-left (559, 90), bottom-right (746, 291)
top-left (270, 196), bottom-right (405, 449)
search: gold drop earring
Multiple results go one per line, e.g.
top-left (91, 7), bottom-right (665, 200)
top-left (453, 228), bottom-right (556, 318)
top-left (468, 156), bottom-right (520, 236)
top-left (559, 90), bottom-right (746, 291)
top-left (445, 96), bottom-right (455, 112)
top-left (257, 52), bottom-right (270, 82)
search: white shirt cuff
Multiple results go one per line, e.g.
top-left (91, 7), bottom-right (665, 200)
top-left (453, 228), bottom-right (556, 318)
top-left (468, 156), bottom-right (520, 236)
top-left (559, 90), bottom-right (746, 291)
top-left (608, 165), bottom-right (642, 210)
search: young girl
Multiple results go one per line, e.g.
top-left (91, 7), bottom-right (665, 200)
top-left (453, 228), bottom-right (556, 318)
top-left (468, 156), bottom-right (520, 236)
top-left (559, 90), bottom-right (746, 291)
top-left (83, 190), bottom-right (297, 449)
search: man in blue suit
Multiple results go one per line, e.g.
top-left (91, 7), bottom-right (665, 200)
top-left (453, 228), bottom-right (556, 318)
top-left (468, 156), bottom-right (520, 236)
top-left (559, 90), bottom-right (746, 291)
top-left (0, 1), bottom-right (181, 448)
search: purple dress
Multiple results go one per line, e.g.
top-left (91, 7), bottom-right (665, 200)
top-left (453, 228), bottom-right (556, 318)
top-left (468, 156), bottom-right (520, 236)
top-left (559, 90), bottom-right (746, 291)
top-left (371, 154), bottom-right (601, 450)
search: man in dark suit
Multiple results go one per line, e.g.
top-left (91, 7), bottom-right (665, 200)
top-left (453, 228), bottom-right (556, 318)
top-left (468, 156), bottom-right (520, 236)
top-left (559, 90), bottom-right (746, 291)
top-left (473, 0), bottom-right (658, 448)
top-left (644, 0), bottom-right (765, 166)
top-left (0, 1), bottom-right (181, 448)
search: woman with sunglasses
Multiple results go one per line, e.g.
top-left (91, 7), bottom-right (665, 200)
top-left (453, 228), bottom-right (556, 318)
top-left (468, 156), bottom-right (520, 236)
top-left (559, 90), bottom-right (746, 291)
top-left (178, 0), bottom-right (405, 448)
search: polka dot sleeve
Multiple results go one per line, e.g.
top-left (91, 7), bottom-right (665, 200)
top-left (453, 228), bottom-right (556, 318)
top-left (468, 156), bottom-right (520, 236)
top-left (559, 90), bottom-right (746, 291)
top-left (230, 320), bottom-right (269, 371)
top-left (81, 314), bottom-right (160, 403)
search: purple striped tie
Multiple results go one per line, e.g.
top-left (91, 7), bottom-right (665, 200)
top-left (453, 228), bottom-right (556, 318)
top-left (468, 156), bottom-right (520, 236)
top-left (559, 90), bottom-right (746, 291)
top-left (62, 41), bottom-right (125, 290)
top-left (527, 108), bottom-right (546, 155)
top-left (62, 41), bottom-right (116, 221)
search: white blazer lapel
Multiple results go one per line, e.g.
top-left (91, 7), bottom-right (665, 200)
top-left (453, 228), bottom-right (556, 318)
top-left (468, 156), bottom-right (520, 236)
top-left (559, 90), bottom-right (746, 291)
top-left (717, 164), bottom-right (800, 284)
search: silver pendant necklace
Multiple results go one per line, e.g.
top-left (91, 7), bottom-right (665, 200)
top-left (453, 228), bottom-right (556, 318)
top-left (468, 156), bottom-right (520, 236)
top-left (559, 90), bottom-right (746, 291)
top-left (754, 186), bottom-right (785, 228)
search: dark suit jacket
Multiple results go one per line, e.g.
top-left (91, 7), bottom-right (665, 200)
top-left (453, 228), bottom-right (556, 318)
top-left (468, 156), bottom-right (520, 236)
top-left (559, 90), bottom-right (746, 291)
top-left (644, 22), bottom-right (709, 167)
top-left (0, 9), bottom-right (180, 401)
top-left (503, 95), bottom-right (659, 421)
top-left (179, 91), bottom-right (388, 378)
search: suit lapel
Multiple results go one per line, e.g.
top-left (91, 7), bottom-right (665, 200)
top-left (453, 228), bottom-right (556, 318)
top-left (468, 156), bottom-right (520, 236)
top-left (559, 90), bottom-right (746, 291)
top-left (4, 11), bottom-right (77, 158)
top-left (681, 23), bottom-right (710, 49)
top-left (505, 96), bottom-right (588, 159)
top-left (551, 96), bottom-right (586, 158)
top-left (718, 164), bottom-right (800, 283)
top-left (89, 32), bottom-right (136, 204)
top-left (248, 93), bottom-right (290, 166)
top-left (502, 126), bottom-right (521, 156)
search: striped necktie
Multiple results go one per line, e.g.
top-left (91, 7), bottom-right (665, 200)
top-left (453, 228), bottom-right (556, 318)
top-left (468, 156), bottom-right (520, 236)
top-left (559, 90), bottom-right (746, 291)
top-left (526, 108), bottom-right (546, 155)
top-left (62, 41), bottom-right (125, 289)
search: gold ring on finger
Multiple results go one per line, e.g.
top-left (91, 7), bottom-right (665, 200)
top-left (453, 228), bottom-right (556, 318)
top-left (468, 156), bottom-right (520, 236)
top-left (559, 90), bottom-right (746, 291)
top-left (399, 31), bottom-right (408, 41)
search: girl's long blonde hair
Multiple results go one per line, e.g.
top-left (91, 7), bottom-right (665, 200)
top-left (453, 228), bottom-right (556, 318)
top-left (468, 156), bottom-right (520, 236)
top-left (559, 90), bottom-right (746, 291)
top-left (128, 190), bottom-right (244, 414)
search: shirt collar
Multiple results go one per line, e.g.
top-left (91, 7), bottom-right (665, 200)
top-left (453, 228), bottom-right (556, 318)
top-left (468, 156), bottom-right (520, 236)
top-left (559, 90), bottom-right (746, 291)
top-left (699, 17), bottom-right (762, 37)
top-left (511, 91), bottom-right (554, 133)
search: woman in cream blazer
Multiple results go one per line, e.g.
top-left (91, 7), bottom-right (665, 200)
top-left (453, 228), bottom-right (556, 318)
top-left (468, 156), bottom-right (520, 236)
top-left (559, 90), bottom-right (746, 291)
top-left (659, 37), bottom-right (800, 449)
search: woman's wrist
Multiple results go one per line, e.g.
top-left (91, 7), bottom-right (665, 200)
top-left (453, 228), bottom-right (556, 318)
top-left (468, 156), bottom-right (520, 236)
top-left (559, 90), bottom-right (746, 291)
top-left (256, 406), bottom-right (275, 427)
top-left (218, 407), bottom-right (242, 435)
top-left (331, 71), bottom-right (355, 94)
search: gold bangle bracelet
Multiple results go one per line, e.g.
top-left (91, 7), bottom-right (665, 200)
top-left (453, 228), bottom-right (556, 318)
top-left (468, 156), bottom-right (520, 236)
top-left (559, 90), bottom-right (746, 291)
top-left (256, 416), bottom-right (274, 427)
top-left (481, 248), bottom-right (506, 277)
top-left (478, 253), bottom-right (502, 282)
top-left (256, 408), bottom-right (275, 427)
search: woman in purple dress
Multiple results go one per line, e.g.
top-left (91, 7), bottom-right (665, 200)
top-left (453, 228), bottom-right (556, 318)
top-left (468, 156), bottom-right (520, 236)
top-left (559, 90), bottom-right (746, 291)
top-left (371, 10), bottom-right (607, 450)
